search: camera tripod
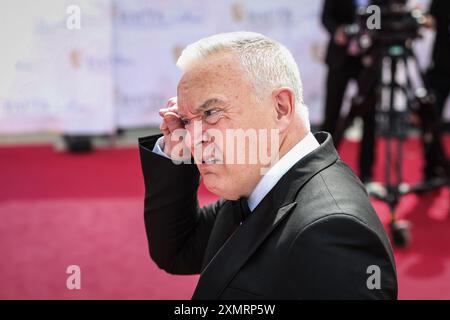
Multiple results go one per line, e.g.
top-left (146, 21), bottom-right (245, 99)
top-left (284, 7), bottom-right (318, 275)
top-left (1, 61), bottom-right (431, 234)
top-left (332, 43), bottom-right (449, 248)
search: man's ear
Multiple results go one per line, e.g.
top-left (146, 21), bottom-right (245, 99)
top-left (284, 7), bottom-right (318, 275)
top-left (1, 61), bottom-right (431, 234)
top-left (272, 87), bottom-right (295, 133)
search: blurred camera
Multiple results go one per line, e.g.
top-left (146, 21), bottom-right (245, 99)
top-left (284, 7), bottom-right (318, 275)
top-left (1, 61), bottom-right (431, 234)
top-left (345, 0), bottom-right (428, 53)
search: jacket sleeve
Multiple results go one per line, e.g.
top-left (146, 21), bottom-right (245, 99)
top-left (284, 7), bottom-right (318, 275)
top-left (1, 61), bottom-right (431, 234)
top-left (287, 214), bottom-right (398, 299)
top-left (139, 134), bottom-right (224, 275)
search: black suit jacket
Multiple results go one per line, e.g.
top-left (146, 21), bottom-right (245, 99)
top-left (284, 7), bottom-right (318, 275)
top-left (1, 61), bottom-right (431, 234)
top-left (322, 0), bottom-right (359, 68)
top-left (139, 132), bottom-right (398, 299)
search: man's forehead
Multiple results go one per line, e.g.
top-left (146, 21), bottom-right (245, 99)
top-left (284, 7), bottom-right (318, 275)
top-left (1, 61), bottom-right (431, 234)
top-left (177, 73), bottom-right (234, 115)
top-left (178, 53), bottom-right (242, 88)
top-left (182, 51), bottom-right (239, 73)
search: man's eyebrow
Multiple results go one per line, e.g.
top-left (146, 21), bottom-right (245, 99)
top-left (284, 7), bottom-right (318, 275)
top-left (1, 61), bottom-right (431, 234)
top-left (179, 98), bottom-right (226, 118)
top-left (197, 98), bottom-right (226, 112)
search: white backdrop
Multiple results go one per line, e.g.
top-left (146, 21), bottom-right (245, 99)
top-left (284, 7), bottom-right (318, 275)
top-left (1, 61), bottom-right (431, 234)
top-left (0, 0), bottom-right (114, 134)
top-left (0, 0), bottom-right (448, 134)
top-left (113, 0), bottom-right (329, 128)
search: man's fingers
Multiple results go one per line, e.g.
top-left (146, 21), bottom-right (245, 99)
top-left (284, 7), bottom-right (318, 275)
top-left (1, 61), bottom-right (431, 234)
top-left (164, 111), bottom-right (184, 132)
top-left (160, 97), bottom-right (177, 116)
top-left (159, 105), bottom-right (178, 117)
top-left (160, 121), bottom-right (169, 135)
top-left (158, 97), bottom-right (182, 156)
top-left (167, 97), bottom-right (177, 107)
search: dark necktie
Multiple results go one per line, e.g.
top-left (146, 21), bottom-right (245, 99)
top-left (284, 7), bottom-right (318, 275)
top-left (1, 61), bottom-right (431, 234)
top-left (238, 198), bottom-right (251, 223)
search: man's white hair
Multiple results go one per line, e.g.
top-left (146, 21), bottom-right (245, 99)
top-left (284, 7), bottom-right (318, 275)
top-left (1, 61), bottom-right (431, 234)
top-left (176, 31), bottom-right (310, 130)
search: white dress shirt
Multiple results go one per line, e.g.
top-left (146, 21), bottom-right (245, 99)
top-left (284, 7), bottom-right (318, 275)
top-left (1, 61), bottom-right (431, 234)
top-left (152, 136), bottom-right (170, 159)
top-left (152, 132), bottom-right (320, 211)
top-left (246, 132), bottom-right (320, 211)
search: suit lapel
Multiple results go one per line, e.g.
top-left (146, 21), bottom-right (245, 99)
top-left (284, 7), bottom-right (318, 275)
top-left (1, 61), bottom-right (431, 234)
top-left (192, 193), bottom-right (297, 300)
top-left (200, 201), bottom-right (240, 269)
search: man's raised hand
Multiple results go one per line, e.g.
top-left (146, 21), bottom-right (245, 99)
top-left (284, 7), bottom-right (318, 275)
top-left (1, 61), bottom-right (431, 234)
top-left (158, 97), bottom-right (189, 160)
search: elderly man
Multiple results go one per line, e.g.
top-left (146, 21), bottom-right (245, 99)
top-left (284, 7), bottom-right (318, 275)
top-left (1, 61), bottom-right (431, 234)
top-left (139, 32), bottom-right (397, 299)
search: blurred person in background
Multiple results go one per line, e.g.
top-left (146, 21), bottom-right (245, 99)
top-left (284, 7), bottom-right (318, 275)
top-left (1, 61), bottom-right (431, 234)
top-left (423, 0), bottom-right (450, 180)
top-left (321, 0), bottom-right (377, 184)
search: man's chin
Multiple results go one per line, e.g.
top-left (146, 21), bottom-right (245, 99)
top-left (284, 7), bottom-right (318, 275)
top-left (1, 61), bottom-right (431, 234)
top-left (202, 176), bottom-right (240, 200)
top-left (202, 174), bottom-right (218, 191)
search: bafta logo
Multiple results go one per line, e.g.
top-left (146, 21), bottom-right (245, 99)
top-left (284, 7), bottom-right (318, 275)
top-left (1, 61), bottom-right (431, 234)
top-left (231, 3), bottom-right (244, 22)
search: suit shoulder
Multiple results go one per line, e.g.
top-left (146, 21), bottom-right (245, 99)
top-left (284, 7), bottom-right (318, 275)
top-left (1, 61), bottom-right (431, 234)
top-left (293, 160), bottom-right (380, 229)
top-left (285, 161), bottom-right (395, 269)
top-left (286, 213), bottom-right (398, 299)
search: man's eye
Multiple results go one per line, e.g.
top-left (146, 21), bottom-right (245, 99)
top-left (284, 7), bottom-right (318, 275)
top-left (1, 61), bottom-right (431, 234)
top-left (205, 109), bottom-right (220, 118)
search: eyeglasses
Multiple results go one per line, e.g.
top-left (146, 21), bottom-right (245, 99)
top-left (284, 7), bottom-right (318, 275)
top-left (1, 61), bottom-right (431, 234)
top-left (180, 108), bottom-right (225, 128)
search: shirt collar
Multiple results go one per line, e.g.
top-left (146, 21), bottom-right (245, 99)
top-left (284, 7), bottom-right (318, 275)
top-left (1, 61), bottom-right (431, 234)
top-left (247, 132), bottom-right (320, 212)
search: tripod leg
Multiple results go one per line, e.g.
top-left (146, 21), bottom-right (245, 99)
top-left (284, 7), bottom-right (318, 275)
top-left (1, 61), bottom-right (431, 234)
top-left (384, 54), bottom-right (412, 247)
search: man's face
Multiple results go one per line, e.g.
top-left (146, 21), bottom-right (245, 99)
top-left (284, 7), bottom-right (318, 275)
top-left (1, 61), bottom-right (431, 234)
top-left (177, 52), bottom-right (278, 200)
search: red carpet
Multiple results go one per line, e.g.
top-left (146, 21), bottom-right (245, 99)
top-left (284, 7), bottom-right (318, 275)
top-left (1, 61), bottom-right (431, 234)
top-left (0, 136), bottom-right (449, 299)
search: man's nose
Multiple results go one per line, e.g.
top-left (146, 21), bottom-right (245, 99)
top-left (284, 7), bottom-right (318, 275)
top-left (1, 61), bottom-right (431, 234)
top-left (186, 120), bottom-right (207, 150)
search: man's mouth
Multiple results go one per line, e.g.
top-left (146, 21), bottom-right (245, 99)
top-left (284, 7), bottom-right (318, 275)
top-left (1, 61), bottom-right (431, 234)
top-left (202, 156), bottom-right (220, 164)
